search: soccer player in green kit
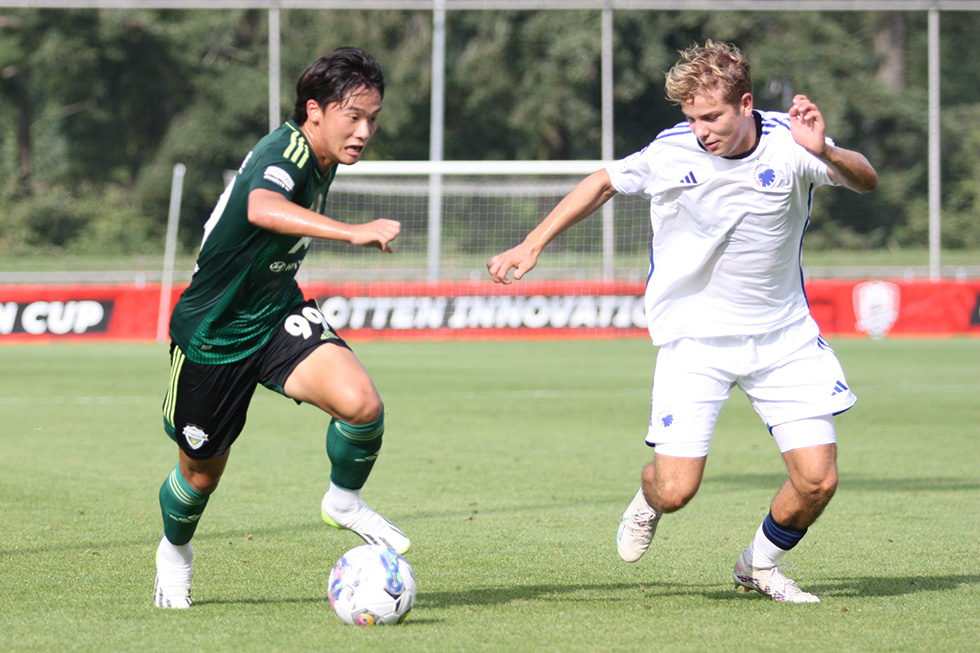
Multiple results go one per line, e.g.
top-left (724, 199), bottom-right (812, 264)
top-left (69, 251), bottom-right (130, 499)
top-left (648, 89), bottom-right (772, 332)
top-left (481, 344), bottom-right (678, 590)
top-left (154, 47), bottom-right (408, 609)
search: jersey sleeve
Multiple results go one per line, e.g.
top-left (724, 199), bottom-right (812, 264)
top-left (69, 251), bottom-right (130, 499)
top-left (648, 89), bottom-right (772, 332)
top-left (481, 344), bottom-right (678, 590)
top-left (607, 143), bottom-right (657, 198)
top-left (247, 132), bottom-right (315, 202)
top-left (800, 135), bottom-right (838, 188)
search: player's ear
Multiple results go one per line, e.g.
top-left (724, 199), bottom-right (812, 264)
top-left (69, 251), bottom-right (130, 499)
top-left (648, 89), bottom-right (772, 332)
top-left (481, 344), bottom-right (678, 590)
top-left (740, 93), bottom-right (753, 116)
top-left (306, 98), bottom-right (323, 123)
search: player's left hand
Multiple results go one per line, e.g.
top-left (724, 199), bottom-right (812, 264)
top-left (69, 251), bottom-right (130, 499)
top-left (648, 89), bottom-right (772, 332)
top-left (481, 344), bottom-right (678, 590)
top-left (351, 219), bottom-right (401, 253)
top-left (788, 94), bottom-right (827, 156)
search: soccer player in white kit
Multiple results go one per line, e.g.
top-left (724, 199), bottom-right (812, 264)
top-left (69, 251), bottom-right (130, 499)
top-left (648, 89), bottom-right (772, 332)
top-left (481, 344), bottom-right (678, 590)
top-left (487, 40), bottom-right (877, 603)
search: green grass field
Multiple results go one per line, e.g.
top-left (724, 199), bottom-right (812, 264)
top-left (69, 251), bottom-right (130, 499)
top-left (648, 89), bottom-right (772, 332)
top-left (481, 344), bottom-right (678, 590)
top-left (1, 338), bottom-right (978, 652)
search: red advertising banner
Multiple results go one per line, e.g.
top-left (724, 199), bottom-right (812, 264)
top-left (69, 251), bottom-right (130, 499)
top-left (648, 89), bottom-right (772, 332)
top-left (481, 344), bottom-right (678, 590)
top-left (305, 280), bottom-right (649, 341)
top-left (808, 279), bottom-right (980, 339)
top-left (0, 284), bottom-right (160, 342)
top-left (2, 279), bottom-right (979, 343)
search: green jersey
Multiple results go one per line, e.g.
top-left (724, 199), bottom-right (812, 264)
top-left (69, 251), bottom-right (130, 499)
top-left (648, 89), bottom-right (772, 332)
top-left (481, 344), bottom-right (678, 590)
top-left (170, 121), bottom-right (336, 364)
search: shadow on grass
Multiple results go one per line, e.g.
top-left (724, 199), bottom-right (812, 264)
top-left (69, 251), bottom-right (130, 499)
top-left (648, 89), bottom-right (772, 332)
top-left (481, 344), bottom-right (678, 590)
top-left (187, 595), bottom-right (444, 625)
top-left (185, 597), bottom-right (442, 627)
top-left (704, 473), bottom-right (980, 493)
top-left (417, 573), bottom-right (980, 609)
top-left (145, 573), bottom-right (978, 612)
top-left (420, 583), bottom-right (648, 609)
top-left (811, 574), bottom-right (980, 598)
top-left (172, 582), bottom-right (714, 611)
top-left (193, 596), bottom-right (325, 607)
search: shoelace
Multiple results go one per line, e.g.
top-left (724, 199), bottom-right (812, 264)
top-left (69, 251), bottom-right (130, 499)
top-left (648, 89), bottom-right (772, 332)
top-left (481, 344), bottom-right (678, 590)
top-left (758, 562), bottom-right (813, 598)
top-left (624, 507), bottom-right (658, 534)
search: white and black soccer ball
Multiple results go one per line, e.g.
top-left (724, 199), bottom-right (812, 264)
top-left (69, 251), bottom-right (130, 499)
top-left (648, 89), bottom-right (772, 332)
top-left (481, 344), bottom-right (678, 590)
top-left (327, 544), bottom-right (417, 626)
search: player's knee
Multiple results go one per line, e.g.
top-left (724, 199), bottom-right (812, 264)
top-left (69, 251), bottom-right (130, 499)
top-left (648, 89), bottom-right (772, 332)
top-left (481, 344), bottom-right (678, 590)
top-left (642, 467), bottom-right (698, 514)
top-left (650, 487), bottom-right (697, 513)
top-left (795, 469), bottom-right (838, 506)
top-left (336, 389), bottom-right (384, 426)
top-left (814, 471), bottom-right (838, 502)
top-left (184, 469), bottom-right (221, 495)
top-left (180, 452), bottom-right (227, 495)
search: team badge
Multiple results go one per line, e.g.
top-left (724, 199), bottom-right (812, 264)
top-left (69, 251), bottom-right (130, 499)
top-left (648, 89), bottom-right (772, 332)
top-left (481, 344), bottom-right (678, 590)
top-left (653, 405), bottom-right (675, 429)
top-left (752, 162), bottom-right (777, 188)
top-left (183, 424), bottom-right (210, 450)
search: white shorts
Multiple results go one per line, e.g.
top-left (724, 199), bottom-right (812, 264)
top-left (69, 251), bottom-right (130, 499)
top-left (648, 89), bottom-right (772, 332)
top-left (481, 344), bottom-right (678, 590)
top-left (645, 315), bottom-right (856, 458)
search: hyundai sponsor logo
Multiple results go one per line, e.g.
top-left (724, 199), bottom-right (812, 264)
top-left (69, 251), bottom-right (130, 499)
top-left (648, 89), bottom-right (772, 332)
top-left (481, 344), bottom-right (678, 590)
top-left (269, 260), bottom-right (302, 273)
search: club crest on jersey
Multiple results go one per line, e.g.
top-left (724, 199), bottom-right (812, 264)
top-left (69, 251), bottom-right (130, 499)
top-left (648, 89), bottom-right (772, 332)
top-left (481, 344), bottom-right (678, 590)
top-left (183, 424), bottom-right (210, 450)
top-left (752, 162), bottom-right (777, 188)
top-left (654, 405), bottom-right (675, 429)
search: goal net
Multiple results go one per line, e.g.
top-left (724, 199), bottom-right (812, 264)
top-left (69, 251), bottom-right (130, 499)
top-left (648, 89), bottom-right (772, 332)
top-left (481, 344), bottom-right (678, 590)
top-left (302, 161), bottom-right (652, 339)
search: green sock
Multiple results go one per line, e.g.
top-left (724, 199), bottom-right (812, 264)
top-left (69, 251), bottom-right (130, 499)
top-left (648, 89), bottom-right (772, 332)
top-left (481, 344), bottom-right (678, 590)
top-left (159, 464), bottom-right (209, 546)
top-left (326, 414), bottom-right (384, 491)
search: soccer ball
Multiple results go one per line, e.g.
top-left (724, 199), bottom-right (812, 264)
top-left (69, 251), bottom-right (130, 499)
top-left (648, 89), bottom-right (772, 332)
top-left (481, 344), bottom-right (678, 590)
top-left (327, 544), bottom-right (417, 625)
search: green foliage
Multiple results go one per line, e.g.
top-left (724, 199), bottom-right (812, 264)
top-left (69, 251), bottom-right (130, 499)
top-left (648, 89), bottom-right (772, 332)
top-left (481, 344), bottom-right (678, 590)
top-left (0, 182), bottom-right (159, 256)
top-left (2, 8), bottom-right (980, 258)
top-left (446, 10), bottom-right (605, 160)
top-left (279, 10), bottom-right (434, 161)
top-left (1, 340), bottom-right (979, 651)
top-left (938, 103), bottom-right (980, 248)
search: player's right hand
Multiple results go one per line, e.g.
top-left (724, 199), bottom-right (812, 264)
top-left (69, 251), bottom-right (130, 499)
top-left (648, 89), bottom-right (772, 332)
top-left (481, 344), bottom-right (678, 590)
top-left (487, 245), bottom-right (538, 285)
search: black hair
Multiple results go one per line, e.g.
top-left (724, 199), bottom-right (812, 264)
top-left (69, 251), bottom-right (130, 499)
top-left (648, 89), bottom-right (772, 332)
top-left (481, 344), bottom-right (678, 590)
top-left (292, 47), bottom-right (385, 124)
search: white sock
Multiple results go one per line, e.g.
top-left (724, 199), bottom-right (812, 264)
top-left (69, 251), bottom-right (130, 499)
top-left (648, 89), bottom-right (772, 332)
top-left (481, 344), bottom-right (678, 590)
top-left (325, 482), bottom-right (361, 513)
top-left (747, 523), bottom-right (787, 569)
top-left (158, 536), bottom-right (192, 566)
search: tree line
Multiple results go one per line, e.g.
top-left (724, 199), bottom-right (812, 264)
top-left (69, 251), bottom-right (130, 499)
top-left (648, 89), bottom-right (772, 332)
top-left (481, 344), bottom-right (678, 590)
top-left (1, 7), bottom-right (978, 257)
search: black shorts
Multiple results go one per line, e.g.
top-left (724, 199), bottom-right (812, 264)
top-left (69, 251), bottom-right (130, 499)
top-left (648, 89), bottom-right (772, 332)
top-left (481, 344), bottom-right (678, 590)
top-left (162, 299), bottom-right (350, 460)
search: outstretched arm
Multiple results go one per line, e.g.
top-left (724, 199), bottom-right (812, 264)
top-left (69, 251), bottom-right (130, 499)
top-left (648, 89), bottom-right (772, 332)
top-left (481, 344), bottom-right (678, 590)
top-left (789, 94), bottom-right (878, 194)
top-left (487, 169), bottom-right (618, 284)
top-left (247, 188), bottom-right (400, 253)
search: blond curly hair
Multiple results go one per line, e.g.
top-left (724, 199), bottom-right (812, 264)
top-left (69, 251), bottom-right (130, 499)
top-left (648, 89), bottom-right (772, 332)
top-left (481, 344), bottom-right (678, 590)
top-left (664, 40), bottom-right (752, 106)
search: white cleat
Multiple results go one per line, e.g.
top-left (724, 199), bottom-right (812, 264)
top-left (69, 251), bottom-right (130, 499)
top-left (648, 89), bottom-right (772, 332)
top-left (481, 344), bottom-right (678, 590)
top-left (733, 550), bottom-right (820, 603)
top-left (617, 487), bottom-right (661, 563)
top-left (154, 538), bottom-right (193, 609)
top-left (321, 493), bottom-right (410, 555)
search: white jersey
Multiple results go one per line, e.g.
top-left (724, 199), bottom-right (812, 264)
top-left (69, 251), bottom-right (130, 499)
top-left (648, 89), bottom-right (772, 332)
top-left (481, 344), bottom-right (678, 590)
top-left (608, 111), bottom-right (837, 345)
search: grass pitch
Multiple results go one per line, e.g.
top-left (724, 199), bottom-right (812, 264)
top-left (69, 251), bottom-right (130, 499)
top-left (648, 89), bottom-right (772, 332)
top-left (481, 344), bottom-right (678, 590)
top-left (1, 338), bottom-right (978, 652)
